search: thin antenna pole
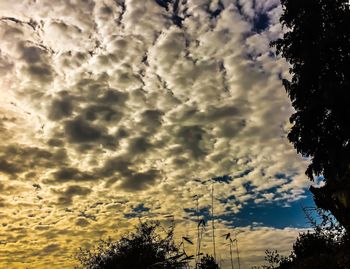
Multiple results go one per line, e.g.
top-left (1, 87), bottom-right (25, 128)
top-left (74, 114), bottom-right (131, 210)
top-left (198, 223), bottom-right (204, 260)
top-left (211, 184), bottom-right (216, 260)
top-left (195, 195), bottom-right (200, 268)
top-left (235, 234), bottom-right (241, 269)
top-left (230, 239), bottom-right (235, 269)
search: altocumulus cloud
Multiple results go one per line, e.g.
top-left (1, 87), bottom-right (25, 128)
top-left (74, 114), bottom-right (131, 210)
top-left (0, 0), bottom-right (311, 268)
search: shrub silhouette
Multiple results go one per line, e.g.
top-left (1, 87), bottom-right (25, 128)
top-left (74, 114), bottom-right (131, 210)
top-left (254, 209), bottom-right (350, 269)
top-left (197, 254), bottom-right (220, 269)
top-left (256, 232), bottom-right (348, 269)
top-left (76, 221), bottom-right (190, 269)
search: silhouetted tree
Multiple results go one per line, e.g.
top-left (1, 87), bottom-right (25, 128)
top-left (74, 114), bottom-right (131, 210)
top-left (272, 0), bottom-right (350, 231)
top-left (252, 250), bottom-right (288, 269)
top-left (255, 231), bottom-right (348, 269)
top-left (76, 221), bottom-right (190, 269)
top-left (253, 209), bottom-right (350, 269)
top-left (197, 255), bottom-right (220, 269)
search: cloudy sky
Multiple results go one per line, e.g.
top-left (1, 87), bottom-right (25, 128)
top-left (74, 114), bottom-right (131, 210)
top-left (0, 0), bottom-right (315, 268)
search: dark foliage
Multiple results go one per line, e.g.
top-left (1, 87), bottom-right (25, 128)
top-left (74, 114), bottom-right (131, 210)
top-left (75, 221), bottom-right (190, 269)
top-left (271, 0), bottom-right (350, 230)
top-left (197, 255), bottom-right (220, 269)
top-left (253, 209), bottom-right (350, 269)
top-left (256, 231), bottom-right (349, 269)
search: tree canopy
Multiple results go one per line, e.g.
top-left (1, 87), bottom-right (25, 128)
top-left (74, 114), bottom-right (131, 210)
top-left (272, 0), bottom-right (350, 230)
top-left (75, 221), bottom-right (220, 269)
top-left (75, 221), bottom-right (190, 269)
top-left (253, 209), bottom-right (350, 269)
top-left (197, 255), bottom-right (220, 269)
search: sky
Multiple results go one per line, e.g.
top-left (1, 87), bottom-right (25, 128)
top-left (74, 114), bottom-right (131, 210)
top-left (0, 0), bottom-right (315, 268)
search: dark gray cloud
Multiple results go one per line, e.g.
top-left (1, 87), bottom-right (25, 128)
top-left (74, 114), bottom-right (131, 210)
top-left (0, 197), bottom-right (6, 207)
top-left (20, 45), bottom-right (44, 64)
top-left (51, 167), bottom-right (95, 183)
top-left (75, 218), bottom-right (90, 227)
top-left (0, 158), bottom-right (22, 175)
top-left (95, 155), bottom-right (160, 190)
top-left (176, 125), bottom-right (208, 159)
top-left (82, 104), bottom-right (123, 123)
top-left (47, 138), bottom-right (64, 147)
top-left (98, 88), bottom-right (129, 105)
top-left (42, 243), bottom-right (61, 254)
top-left (215, 119), bottom-right (246, 138)
top-left (48, 95), bottom-right (74, 121)
top-left (204, 105), bottom-right (240, 121)
top-left (97, 156), bottom-right (132, 178)
top-left (139, 109), bottom-right (164, 131)
top-left (55, 185), bottom-right (91, 205)
top-left (64, 117), bottom-right (99, 140)
top-left (47, 86), bottom-right (128, 151)
top-left (127, 136), bottom-right (152, 155)
top-left (120, 169), bottom-right (160, 191)
top-left (64, 117), bottom-right (107, 144)
top-left (0, 145), bottom-right (68, 178)
top-left (25, 64), bottom-right (53, 83)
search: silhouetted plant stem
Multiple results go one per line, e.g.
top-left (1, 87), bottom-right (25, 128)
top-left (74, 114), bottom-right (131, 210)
top-left (195, 195), bottom-right (200, 268)
top-left (229, 239), bottom-right (235, 269)
top-left (224, 232), bottom-right (235, 269)
top-left (197, 219), bottom-right (205, 264)
top-left (235, 233), bottom-right (241, 269)
top-left (211, 184), bottom-right (216, 260)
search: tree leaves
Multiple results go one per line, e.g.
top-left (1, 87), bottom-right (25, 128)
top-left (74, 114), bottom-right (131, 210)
top-left (76, 221), bottom-right (189, 269)
top-left (182, 236), bottom-right (193, 245)
top-left (272, 0), bottom-right (350, 231)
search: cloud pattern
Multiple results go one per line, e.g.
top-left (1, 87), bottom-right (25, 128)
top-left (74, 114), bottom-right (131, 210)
top-left (0, 0), bottom-right (310, 268)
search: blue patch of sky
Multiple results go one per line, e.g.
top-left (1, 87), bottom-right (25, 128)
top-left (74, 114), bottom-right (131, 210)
top-left (184, 173), bottom-right (316, 229)
top-left (277, 72), bottom-right (283, 80)
top-left (235, 0), bottom-right (276, 34)
top-left (268, 51), bottom-right (275, 58)
top-left (184, 198), bottom-right (314, 229)
top-left (315, 175), bottom-right (324, 184)
top-left (124, 203), bottom-right (151, 219)
top-left (242, 181), bottom-right (256, 194)
top-left (133, 203), bottom-right (151, 213)
top-left (275, 173), bottom-right (287, 179)
top-left (219, 194), bottom-right (237, 204)
top-left (218, 173), bottom-right (315, 229)
top-left (212, 175), bottom-right (232, 183)
top-left (253, 12), bottom-right (270, 32)
top-left (223, 192), bottom-right (316, 229)
top-left (123, 212), bottom-right (138, 219)
top-left (184, 206), bottom-right (211, 219)
top-left (188, 192), bottom-right (316, 229)
top-left (232, 168), bottom-right (254, 179)
top-left (205, 0), bottom-right (224, 19)
top-left (183, 193), bottom-right (316, 229)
